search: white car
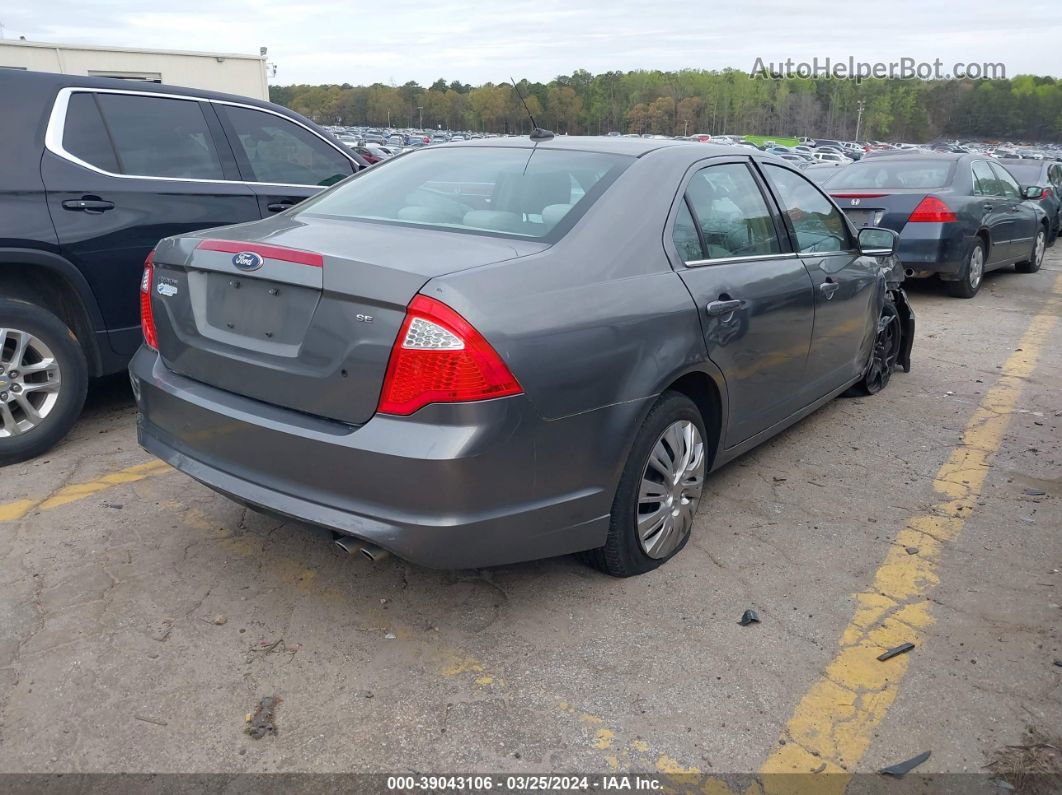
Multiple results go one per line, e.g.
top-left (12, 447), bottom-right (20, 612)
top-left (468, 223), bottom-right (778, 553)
top-left (812, 151), bottom-right (852, 165)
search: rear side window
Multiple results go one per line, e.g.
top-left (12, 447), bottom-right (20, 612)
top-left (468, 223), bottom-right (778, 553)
top-left (95, 94), bottom-right (225, 180)
top-left (62, 93), bottom-right (120, 173)
top-left (672, 201), bottom-right (703, 262)
top-left (220, 106), bottom-right (354, 187)
top-left (764, 164), bottom-right (852, 253)
top-left (683, 163), bottom-right (780, 260)
top-left (972, 161), bottom-right (998, 196)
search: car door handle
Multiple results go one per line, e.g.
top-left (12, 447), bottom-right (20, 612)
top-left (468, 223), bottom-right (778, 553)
top-left (267, 201), bottom-right (295, 212)
top-left (982, 203), bottom-right (996, 212)
top-left (705, 299), bottom-right (744, 316)
top-left (819, 280), bottom-right (841, 299)
top-left (62, 198), bottom-right (114, 212)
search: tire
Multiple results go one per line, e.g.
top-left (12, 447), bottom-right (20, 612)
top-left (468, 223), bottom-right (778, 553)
top-left (581, 391), bottom-right (708, 577)
top-left (1016, 227), bottom-right (1047, 274)
top-left (846, 299), bottom-right (901, 396)
top-left (0, 298), bottom-right (88, 466)
top-left (946, 239), bottom-right (985, 298)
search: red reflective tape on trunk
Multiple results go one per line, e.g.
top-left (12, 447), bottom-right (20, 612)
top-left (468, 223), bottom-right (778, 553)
top-left (196, 239), bottom-right (324, 267)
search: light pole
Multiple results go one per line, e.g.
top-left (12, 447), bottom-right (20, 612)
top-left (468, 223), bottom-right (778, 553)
top-left (418, 106), bottom-right (423, 130)
top-left (855, 100), bottom-right (866, 142)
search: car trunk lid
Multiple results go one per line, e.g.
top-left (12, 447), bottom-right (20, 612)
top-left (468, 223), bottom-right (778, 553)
top-left (830, 190), bottom-right (949, 233)
top-left (149, 218), bottom-right (543, 424)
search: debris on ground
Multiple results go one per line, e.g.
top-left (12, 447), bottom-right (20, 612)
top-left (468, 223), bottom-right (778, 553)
top-left (877, 642), bottom-right (916, 662)
top-left (738, 610), bottom-right (759, 626)
top-left (245, 696), bottom-right (280, 739)
top-left (133, 714), bottom-right (167, 727)
top-left (985, 727), bottom-right (1062, 795)
top-left (879, 750), bottom-right (931, 777)
top-left (384, 631), bottom-right (397, 639)
top-left (251, 638), bottom-right (300, 657)
top-left (210, 614), bottom-right (227, 625)
top-left (906, 547), bottom-right (920, 555)
top-left (354, 690), bottom-right (374, 699)
top-left (811, 762), bottom-right (826, 774)
top-left (1024, 488), bottom-right (1047, 497)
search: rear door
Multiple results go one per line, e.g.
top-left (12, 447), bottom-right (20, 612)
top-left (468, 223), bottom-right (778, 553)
top-left (42, 88), bottom-right (261, 355)
top-left (213, 103), bottom-right (357, 216)
top-left (761, 163), bottom-right (879, 396)
top-left (971, 159), bottom-right (1014, 263)
top-left (670, 159), bottom-right (815, 447)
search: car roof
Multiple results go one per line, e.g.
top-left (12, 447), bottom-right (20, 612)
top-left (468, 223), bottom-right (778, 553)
top-left (433, 135), bottom-right (767, 160)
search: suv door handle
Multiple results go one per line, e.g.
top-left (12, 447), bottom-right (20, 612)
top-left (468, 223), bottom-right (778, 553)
top-left (982, 202), bottom-right (996, 212)
top-left (62, 197), bottom-right (114, 213)
top-left (819, 280), bottom-right (841, 299)
top-left (705, 298), bottom-right (744, 316)
top-left (267, 201), bottom-right (295, 212)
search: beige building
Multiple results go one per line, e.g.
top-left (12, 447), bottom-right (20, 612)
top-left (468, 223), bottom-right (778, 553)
top-left (0, 39), bottom-right (270, 100)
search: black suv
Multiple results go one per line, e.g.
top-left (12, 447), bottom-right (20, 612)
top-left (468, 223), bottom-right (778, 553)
top-left (0, 70), bottom-right (366, 464)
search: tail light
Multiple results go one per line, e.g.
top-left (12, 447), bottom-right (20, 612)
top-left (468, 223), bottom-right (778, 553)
top-left (908, 195), bottom-right (957, 222)
top-left (140, 250), bottom-right (158, 351)
top-left (378, 295), bottom-right (521, 415)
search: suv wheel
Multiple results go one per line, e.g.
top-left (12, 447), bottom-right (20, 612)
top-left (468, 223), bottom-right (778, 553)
top-left (1016, 227), bottom-right (1047, 274)
top-left (0, 299), bottom-right (88, 466)
top-left (946, 239), bottom-right (985, 298)
top-left (582, 392), bottom-right (707, 577)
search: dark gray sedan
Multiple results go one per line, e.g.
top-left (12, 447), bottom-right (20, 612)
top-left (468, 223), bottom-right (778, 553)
top-left (131, 138), bottom-right (913, 576)
top-left (826, 153), bottom-right (1048, 298)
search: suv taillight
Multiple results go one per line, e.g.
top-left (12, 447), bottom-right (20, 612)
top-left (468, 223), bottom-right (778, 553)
top-left (908, 195), bottom-right (957, 222)
top-left (378, 295), bottom-right (521, 415)
top-left (140, 251), bottom-right (158, 351)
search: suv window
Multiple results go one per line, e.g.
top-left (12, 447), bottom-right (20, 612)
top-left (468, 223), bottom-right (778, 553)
top-left (988, 162), bottom-right (1020, 199)
top-left (95, 93), bottom-right (225, 180)
top-left (764, 164), bottom-right (852, 253)
top-left (683, 163), bottom-right (780, 260)
top-left (63, 93), bottom-right (120, 173)
top-left (220, 105), bottom-right (353, 187)
top-left (971, 160), bottom-right (998, 196)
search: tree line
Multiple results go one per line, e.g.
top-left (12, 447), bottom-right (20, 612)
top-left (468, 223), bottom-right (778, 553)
top-left (269, 70), bottom-right (1062, 143)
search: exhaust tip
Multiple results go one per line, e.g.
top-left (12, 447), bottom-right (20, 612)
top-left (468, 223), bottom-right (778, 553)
top-left (360, 543), bottom-right (390, 562)
top-left (333, 533), bottom-right (389, 562)
top-left (904, 268), bottom-right (914, 277)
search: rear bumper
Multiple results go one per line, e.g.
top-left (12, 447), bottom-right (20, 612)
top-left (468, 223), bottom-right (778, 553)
top-left (130, 348), bottom-right (611, 568)
top-left (895, 224), bottom-right (966, 277)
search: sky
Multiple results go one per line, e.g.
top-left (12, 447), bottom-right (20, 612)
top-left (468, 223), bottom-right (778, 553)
top-left (2, 0), bottom-right (1061, 86)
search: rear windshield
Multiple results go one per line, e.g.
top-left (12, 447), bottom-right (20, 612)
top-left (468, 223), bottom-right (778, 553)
top-left (828, 159), bottom-right (954, 189)
top-left (296, 147), bottom-right (632, 240)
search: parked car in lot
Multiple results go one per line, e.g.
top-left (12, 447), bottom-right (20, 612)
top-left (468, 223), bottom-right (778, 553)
top-left (0, 70), bottom-right (364, 464)
top-left (131, 137), bottom-right (913, 575)
top-left (999, 160), bottom-right (1062, 244)
top-left (826, 153), bottom-right (1048, 297)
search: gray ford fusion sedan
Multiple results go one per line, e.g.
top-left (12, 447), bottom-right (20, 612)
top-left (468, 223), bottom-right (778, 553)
top-left (131, 135), bottom-right (913, 576)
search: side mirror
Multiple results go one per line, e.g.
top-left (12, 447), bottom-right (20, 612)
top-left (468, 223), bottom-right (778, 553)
top-left (858, 226), bottom-right (898, 256)
top-left (1022, 185), bottom-right (1044, 200)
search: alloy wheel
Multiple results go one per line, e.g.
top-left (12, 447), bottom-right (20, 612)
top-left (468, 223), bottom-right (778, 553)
top-left (1034, 231), bottom-right (1046, 269)
top-left (0, 328), bottom-right (63, 438)
top-left (968, 245), bottom-right (984, 289)
top-left (637, 420), bottom-right (705, 559)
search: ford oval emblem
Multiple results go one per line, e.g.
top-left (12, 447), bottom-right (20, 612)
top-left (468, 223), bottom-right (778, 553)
top-left (232, 251), bottom-right (264, 272)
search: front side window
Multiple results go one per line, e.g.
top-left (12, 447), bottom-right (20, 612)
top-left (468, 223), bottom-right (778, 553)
top-left (220, 105), bottom-right (354, 187)
top-left (683, 163), bottom-right (780, 260)
top-left (296, 147), bottom-right (631, 240)
top-left (764, 164), bottom-right (852, 253)
top-left (989, 162), bottom-right (1020, 199)
top-left (95, 93), bottom-right (224, 180)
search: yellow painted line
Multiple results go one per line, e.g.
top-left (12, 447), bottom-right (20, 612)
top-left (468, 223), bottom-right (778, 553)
top-left (760, 272), bottom-right (1062, 790)
top-left (0, 459), bottom-right (171, 521)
